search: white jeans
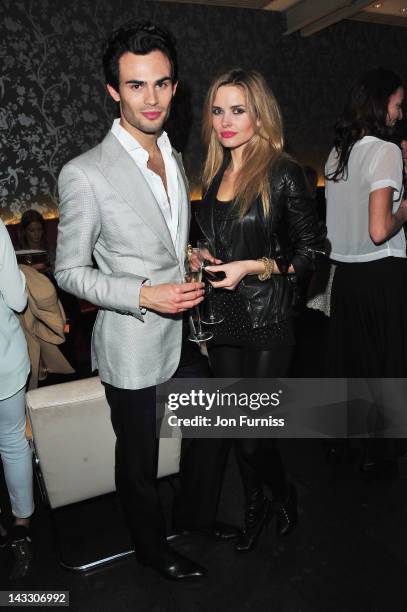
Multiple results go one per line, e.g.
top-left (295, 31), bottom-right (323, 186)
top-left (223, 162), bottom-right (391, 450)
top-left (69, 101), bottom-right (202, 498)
top-left (0, 387), bottom-right (34, 519)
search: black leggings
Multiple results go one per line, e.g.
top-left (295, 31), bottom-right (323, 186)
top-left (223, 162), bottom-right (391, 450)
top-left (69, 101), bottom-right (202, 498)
top-left (208, 344), bottom-right (293, 378)
top-left (208, 344), bottom-right (294, 501)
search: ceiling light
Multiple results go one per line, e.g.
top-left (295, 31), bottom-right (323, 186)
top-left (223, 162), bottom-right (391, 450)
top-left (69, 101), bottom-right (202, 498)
top-left (372, 2), bottom-right (382, 8)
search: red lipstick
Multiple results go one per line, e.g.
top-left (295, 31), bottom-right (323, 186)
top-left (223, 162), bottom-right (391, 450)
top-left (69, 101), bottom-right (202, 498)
top-left (221, 131), bottom-right (237, 138)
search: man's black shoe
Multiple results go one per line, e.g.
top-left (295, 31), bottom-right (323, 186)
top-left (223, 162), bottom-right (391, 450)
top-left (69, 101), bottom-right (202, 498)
top-left (170, 521), bottom-right (241, 541)
top-left (138, 550), bottom-right (207, 581)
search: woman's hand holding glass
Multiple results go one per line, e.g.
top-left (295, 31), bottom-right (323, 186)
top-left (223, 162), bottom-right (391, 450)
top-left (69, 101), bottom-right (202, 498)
top-left (198, 245), bottom-right (222, 266)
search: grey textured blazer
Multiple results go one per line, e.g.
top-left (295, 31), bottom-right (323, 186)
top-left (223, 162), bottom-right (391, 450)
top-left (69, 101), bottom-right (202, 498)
top-left (55, 131), bottom-right (190, 390)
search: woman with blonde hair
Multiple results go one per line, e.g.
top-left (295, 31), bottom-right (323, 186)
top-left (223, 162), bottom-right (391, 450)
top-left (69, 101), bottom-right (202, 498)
top-left (196, 68), bottom-right (325, 551)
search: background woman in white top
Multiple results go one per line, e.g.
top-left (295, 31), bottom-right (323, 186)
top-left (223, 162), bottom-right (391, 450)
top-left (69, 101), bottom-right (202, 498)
top-left (0, 219), bottom-right (33, 549)
top-left (325, 67), bottom-right (407, 377)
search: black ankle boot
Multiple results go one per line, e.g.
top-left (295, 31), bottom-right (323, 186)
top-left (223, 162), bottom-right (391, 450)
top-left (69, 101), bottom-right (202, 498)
top-left (235, 490), bottom-right (271, 553)
top-left (276, 483), bottom-right (297, 537)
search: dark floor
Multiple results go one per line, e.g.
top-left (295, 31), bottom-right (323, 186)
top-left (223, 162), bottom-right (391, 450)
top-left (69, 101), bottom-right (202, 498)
top-left (1, 309), bottom-right (407, 611)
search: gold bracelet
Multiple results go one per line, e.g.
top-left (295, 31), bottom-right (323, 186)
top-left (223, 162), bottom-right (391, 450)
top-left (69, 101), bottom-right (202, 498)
top-left (257, 257), bottom-right (275, 281)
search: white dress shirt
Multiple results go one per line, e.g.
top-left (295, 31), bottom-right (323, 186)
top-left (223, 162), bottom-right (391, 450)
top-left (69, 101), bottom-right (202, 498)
top-left (111, 119), bottom-right (181, 256)
top-left (0, 220), bottom-right (30, 400)
top-left (326, 136), bottom-right (405, 263)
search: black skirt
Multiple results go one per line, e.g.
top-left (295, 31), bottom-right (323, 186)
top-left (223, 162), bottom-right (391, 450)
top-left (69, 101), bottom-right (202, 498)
top-left (328, 257), bottom-right (407, 377)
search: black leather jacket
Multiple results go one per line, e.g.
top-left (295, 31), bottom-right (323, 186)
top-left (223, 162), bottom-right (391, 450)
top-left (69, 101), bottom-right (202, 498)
top-left (195, 155), bottom-right (327, 328)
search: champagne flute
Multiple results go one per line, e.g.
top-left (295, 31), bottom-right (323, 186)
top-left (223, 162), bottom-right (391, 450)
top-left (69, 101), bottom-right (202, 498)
top-left (197, 239), bottom-right (224, 325)
top-left (185, 246), bottom-right (213, 343)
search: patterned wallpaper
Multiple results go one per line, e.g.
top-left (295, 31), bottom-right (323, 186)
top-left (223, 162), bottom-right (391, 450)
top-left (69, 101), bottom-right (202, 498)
top-left (1, 0), bottom-right (406, 223)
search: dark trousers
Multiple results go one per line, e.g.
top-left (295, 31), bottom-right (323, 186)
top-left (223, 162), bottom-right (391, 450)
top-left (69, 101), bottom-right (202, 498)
top-left (104, 336), bottom-right (229, 558)
top-left (208, 344), bottom-right (293, 501)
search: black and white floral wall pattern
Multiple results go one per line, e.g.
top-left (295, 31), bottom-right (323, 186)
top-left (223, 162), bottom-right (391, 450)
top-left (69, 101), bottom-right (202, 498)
top-left (0, 0), bottom-right (115, 221)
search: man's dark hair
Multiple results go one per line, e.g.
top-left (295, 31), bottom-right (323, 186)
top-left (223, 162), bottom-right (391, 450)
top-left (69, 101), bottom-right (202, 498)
top-left (103, 20), bottom-right (178, 91)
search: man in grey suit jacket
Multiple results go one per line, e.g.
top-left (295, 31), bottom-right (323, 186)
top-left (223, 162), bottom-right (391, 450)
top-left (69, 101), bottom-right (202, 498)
top-left (55, 21), bottom-right (234, 581)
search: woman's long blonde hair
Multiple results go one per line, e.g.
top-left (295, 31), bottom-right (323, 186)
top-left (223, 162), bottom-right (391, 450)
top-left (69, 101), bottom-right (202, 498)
top-left (202, 69), bottom-right (284, 218)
